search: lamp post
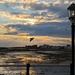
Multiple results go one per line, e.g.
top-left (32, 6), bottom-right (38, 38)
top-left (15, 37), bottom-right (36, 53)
top-left (67, 3), bottom-right (75, 75)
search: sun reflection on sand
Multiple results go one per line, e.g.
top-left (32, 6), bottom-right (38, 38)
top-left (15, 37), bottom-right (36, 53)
top-left (21, 69), bottom-right (36, 75)
top-left (16, 56), bottom-right (44, 63)
top-left (0, 52), bottom-right (45, 75)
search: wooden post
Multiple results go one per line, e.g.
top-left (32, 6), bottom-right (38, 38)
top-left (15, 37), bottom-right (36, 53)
top-left (26, 63), bottom-right (30, 75)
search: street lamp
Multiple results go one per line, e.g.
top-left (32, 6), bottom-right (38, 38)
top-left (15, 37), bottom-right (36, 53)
top-left (67, 3), bottom-right (75, 75)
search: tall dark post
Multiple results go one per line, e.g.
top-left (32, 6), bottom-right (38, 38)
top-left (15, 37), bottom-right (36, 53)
top-left (67, 3), bottom-right (75, 75)
top-left (26, 63), bottom-right (30, 75)
top-left (71, 23), bottom-right (74, 75)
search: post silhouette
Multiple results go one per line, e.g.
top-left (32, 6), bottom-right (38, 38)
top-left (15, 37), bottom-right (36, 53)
top-left (26, 63), bottom-right (30, 75)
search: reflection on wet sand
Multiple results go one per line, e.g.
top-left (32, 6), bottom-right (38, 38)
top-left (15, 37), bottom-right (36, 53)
top-left (17, 56), bottom-right (44, 63)
top-left (0, 51), bottom-right (71, 75)
top-left (0, 51), bottom-right (46, 75)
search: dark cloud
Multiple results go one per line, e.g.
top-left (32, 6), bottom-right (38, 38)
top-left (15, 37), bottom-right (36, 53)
top-left (30, 3), bottom-right (48, 10)
top-left (30, 3), bottom-right (70, 19)
top-left (5, 22), bottom-right (71, 38)
top-left (0, 1), bottom-right (70, 21)
top-left (48, 4), bottom-right (68, 18)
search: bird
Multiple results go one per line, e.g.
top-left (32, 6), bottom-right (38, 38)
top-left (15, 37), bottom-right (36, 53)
top-left (66, 28), bottom-right (68, 31)
top-left (30, 38), bottom-right (34, 42)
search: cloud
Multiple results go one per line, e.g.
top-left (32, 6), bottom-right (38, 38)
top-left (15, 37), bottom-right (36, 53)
top-left (20, 0), bottom-right (37, 3)
top-left (0, 0), bottom-right (16, 3)
top-left (1, 11), bottom-right (38, 25)
top-left (0, 23), bottom-right (18, 35)
top-left (0, 0), bottom-right (36, 3)
top-left (0, 24), bottom-right (8, 34)
top-left (4, 27), bottom-right (18, 35)
top-left (58, 0), bottom-right (75, 4)
top-left (1, 11), bottom-right (31, 19)
top-left (30, 2), bottom-right (69, 19)
top-left (30, 2), bottom-right (48, 10)
top-left (4, 21), bottom-right (71, 38)
top-left (0, 0), bottom-right (37, 10)
top-left (0, 0), bottom-right (72, 47)
top-left (0, 1), bottom-right (70, 24)
top-left (0, 1), bottom-right (71, 37)
top-left (1, 10), bottom-right (62, 25)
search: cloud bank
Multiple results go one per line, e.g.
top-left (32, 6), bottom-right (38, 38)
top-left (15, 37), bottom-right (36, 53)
top-left (0, 0), bottom-right (72, 46)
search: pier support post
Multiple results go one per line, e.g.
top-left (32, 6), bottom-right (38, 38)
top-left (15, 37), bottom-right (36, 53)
top-left (26, 63), bottom-right (30, 75)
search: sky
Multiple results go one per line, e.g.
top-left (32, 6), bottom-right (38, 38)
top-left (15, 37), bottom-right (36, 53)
top-left (0, 0), bottom-right (74, 47)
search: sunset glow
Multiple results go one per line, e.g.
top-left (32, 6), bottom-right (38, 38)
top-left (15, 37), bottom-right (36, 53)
top-left (0, 0), bottom-right (74, 47)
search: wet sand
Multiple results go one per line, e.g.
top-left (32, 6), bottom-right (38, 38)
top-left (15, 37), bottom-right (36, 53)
top-left (0, 51), bottom-right (71, 75)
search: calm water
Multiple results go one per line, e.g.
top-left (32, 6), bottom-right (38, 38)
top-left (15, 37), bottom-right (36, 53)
top-left (0, 51), bottom-right (72, 75)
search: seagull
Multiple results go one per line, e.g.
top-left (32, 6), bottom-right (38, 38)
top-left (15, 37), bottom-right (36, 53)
top-left (66, 28), bottom-right (68, 31)
top-left (30, 38), bottom-right (34, 42)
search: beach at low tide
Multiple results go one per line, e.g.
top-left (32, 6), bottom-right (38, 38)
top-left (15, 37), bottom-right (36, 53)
top-left (0, 51), bottom-right (72, 75)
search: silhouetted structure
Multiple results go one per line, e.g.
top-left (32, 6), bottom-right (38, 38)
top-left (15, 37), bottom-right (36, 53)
top-left (67, 3), bottom-right (75, 75)
top-left (26, 63), bottom-right (30, 75)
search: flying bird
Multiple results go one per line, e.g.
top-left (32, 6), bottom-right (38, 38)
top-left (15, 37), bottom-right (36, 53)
top-left (66, 28), bottom-right (68, 31)
top-left (30, 38), bottom-right (34, 42)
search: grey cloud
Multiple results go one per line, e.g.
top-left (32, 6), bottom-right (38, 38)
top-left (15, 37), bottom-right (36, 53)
top-left (5, 22), bottom-right (71, 38)
top-left (48, 4), bottom-right (69, 18)
top-left (30, 3), bottom-right (70, 19)
top-left (30, 3), bottom-right (48, 10)
top-left (0, 1), bottom-right (70, 20)
top-left (59, 0), bottom-right (74, 3)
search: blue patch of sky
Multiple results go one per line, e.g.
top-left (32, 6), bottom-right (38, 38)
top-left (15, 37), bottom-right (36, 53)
top-left (0, 15), bottom-right (11, 24)
top-left (6, 7), bottom-right (30, 13)
top-left (4, 5), bottom-right (38, 14)
top-left (0, 3), bottom-right (31, 14)
top-left (0, 3), bottom-right (6, 11)
top-left (38, 0), bottom-right (42, 2)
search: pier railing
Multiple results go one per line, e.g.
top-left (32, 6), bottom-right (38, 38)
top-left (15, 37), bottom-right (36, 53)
top-left (0, 63), bottom-right (72, 75)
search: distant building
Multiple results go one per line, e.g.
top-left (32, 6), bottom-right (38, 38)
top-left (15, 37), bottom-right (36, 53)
top-left (25, 45), bottom-right (37, 49)
top-left (39, 44), bottom-right (50, 49)
top-left (66, 44), bottom-right (71, 50)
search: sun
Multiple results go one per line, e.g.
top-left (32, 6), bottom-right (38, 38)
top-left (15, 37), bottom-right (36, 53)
top-left (25, 19), bottom-right (36, 25)
top-left (29, 21), bottom-right (35, 25)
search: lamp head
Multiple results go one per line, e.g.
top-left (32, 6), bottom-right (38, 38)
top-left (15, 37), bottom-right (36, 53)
top-left (67, 3), bottom-right (75, 23)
